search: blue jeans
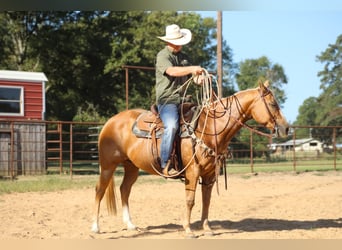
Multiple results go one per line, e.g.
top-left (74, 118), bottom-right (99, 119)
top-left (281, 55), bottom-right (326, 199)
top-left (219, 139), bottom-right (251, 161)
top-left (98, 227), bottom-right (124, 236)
top-left (158, 103), bottom-right (179, 168)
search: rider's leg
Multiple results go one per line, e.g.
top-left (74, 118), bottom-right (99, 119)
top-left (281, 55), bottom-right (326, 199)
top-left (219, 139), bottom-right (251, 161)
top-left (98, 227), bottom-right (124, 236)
top-left (158, 103), bottom-right (179, 174)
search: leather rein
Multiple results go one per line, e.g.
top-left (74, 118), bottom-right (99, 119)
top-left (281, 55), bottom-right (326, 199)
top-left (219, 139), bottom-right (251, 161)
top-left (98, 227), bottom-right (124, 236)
top-left (197, 86), bottom-right (280, 194)
top-left (226, 87), bottom-right (279, 139)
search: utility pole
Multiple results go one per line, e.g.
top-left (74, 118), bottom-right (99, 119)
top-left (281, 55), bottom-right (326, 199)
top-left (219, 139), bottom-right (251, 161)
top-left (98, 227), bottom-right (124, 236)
top-left (217, 11), bottom-right (223, 98)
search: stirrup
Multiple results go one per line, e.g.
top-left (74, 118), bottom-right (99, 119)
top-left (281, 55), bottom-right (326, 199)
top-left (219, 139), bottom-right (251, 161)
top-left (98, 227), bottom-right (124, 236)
top-left (162, 160), bottom-right (180, 177)
top-left (163, 168), bottom-right (180, 177)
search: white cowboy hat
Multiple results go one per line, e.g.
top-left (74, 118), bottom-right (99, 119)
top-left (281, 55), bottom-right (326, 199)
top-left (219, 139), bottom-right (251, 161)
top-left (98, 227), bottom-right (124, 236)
top-left (157, 24), bottom-right (192, 46)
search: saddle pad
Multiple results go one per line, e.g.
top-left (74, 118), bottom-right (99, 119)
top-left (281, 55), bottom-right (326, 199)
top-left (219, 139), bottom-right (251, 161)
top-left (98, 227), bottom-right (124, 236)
top-left (132, 111), bottom-right (163, 138)
top-left (131, 104), bottom-right (200, 139)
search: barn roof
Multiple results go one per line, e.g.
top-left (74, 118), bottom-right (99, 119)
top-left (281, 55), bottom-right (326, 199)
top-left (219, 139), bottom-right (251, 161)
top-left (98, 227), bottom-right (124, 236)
top-left (282, 138), bottom-right (315, 146)
top-left (273, 138), bottom-right (320, 147)
top-left (0, 70), bottom-right (48, 82)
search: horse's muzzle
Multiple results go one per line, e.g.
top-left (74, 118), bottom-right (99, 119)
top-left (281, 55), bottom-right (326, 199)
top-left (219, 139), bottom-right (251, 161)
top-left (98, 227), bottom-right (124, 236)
top-left (274, 124), bottom-right (289, 138)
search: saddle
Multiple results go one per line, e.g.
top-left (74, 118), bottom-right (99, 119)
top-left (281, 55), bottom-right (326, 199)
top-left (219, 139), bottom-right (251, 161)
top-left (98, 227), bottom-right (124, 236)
top-left (131, 103), bottom-right (200, 175)
top-left (132, 102), bottom-right (199, 139)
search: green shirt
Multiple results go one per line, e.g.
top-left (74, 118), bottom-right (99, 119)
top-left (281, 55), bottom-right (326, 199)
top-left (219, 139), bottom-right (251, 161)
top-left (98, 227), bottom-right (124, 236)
top-left (155, 46), bottom-right (191, 105)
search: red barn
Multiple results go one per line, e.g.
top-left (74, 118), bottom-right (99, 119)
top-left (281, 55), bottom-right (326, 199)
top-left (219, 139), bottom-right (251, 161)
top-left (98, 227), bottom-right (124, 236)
top-left (0, 70), bottom-right (48, 177)
top-left (0, 70), bottom-right (48, 120)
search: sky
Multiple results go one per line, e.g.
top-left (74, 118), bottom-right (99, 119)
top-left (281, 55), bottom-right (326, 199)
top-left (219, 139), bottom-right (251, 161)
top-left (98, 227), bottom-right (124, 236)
top-left (197, 10), bottom-right (341, 123)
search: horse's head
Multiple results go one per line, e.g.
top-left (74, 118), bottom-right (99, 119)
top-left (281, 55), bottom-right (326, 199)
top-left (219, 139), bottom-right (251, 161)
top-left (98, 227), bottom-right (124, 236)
top-left (250, 80), bottom-right (289, 137)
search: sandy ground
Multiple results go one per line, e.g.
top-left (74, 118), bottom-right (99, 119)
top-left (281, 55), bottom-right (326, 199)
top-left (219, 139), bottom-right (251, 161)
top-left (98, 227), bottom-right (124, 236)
top-left (0, 171), bottom-right (341, 239)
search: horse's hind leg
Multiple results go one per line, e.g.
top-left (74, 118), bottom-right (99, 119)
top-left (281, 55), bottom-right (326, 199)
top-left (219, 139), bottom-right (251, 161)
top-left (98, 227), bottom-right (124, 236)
top-left (91, 168), bottom-right (115, 233)
top-left (120, 160), bottom-right (139, 230)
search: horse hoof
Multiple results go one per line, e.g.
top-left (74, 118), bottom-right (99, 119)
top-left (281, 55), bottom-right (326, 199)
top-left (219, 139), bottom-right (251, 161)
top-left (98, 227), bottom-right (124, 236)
top-left (127, 227), bottom-right (138, 231)
top-left (185, 232), bottom-right (197, 239)
top-left (91, 224), bottom-right (100, 234)
top-left (126, 224), bottom-right (137, 231)
top-left (204, 230), bottom-right (214, 236)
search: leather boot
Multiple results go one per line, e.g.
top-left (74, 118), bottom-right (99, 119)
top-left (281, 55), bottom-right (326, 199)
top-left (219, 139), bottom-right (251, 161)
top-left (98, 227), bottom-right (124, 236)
top-left (162, 160), bottom-right (180, 177)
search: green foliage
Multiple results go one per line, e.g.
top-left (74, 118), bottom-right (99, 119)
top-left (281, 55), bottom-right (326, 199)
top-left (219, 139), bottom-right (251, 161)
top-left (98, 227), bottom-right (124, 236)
top-left (231, 123), bottom-right (273, 159)
top-left (73, 102), bottom-right (107, 123)
top-left (232, 56), bottom-right (288, 155)
top-left (295, 97), bottom-right (320, 126)
top-left (235, 56), bottom-right (288, 106)
top-left (316, 34), bottom-right (342, 127)
top-left (0, 11), bottom-right (236, 121)
top-left (295, 34), bottom-right (341, 142)
top-left (297, 34), bottom-right (341, 127)
top-left (293, 97), bottom-right (319, 138)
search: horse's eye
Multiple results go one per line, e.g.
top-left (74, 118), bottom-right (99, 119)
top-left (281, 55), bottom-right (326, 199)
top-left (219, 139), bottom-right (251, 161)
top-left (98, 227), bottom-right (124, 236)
top-left (269, 102), bottom-right (279, 109)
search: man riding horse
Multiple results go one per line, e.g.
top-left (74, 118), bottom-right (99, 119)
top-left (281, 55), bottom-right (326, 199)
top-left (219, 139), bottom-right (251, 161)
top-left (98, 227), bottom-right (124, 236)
top-left (92, 24), bottom-right (289, 238)
top-left (155, 24), bottom-right (204, 177)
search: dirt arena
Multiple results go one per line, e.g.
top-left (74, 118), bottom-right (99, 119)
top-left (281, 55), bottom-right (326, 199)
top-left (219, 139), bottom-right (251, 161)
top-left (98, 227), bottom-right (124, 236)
top-left (0, 171), bottom-right (341, 239)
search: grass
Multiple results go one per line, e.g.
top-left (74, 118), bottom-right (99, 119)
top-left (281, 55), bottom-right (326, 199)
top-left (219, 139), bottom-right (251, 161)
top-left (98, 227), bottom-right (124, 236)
top-left (0, 175), bottom-right (98, 195)
top-left (0, 169), bottom-right (170, 195)
top-left (226, 159), bottom-right (341, 174)
top-left (0, 160), bottom-right (340, 195)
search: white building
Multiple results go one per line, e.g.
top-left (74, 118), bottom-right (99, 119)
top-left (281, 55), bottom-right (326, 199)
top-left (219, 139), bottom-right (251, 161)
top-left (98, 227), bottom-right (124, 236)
top-left (269, 138), bottom-right (324, 153)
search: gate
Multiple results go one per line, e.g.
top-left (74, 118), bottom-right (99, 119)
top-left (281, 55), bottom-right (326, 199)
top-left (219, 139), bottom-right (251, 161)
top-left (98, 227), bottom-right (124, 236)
top-left (0, 127), bottom-right (18, 176)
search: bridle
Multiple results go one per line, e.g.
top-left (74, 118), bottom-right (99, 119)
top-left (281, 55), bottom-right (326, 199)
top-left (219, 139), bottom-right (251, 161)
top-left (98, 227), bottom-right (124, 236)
top-left (191, 86), bottom-right (281, 193)
top-left (228, 87), bottom-right (280, 138)
top-left (258, 87), bottom-right (280, 137)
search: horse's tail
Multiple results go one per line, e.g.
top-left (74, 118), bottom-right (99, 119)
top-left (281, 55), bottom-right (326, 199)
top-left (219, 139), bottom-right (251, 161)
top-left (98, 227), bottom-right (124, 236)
top-left (105, 175), bottom-right (117, 216)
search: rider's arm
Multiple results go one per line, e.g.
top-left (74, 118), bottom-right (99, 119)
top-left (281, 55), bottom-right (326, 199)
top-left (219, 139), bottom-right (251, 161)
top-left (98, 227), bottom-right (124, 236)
top-left (165, 66), bottom-right (202, 77)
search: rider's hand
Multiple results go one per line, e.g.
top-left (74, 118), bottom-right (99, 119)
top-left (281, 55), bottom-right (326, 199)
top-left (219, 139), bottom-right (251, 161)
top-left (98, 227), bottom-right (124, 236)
top-left (193, 66), bottom-right (203, 75)
top-left (192, 66), bottom-right (204, 85)
top-left (193, 74), bottom-right (205, 85)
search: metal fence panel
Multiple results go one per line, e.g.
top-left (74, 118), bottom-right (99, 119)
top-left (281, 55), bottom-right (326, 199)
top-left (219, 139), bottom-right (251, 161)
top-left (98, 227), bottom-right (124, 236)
top-left (0, 120), bottom-right (341, 178)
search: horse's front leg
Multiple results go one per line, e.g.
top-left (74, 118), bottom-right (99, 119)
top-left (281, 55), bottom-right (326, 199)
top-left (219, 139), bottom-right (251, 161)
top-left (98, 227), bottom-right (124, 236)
top-left (200, 173), bottom-right (216, 236)
top-left (183, 166), bottom-right (200, 238)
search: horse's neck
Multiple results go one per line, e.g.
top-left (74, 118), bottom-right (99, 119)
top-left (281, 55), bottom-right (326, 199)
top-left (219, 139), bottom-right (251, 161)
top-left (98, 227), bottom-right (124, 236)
top-left (224, 89), bottom-right (257, 121)
top-left (196, 89), bottom-right (257, 152)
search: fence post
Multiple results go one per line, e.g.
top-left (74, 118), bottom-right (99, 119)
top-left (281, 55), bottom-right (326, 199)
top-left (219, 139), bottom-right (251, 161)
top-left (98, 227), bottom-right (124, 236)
top-left (250, 130), bottom-right (254, 173)
top-left (10, 121), bottom-right (14, 179)
top-left (333, 127), bottom-right (337, 171)
top-left (125, 67), bottom-right (129, 110)
top-left (70, 124), bottom-right (73, 178)
top-left (58, 122), bottom-right (63, 174)
top-left (292, 128), bottom-right (297, 172)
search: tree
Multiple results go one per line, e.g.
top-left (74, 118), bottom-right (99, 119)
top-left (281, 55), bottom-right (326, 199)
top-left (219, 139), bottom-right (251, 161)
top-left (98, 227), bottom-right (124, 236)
top-left (310, 34), bottom-right (342, 143)
top-left (235, 56), bottom-right (287, 107)
top-left (0, 11), bottom-right (59, 71)
top-left (0, 11), bottom-right (114, 120)
top-left (233, 56), bottom-right (289, 157)
top-left (294, 35), bottom-right (342, 143)
top-left (316, 34), bottom-right (342, 127)
top-left (104, 11), bottom-right (237, 112)
top-left (293, 97), bottom-right (320, 138)
top-left (39, 11), bottom-right (116, 120)
top-left (0, 11), bottom-right (236, 121)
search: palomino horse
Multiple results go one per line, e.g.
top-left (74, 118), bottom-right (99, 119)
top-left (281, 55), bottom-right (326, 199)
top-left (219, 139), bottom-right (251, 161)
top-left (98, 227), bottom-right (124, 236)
top-left (91, 80), bottom-right (289, 237)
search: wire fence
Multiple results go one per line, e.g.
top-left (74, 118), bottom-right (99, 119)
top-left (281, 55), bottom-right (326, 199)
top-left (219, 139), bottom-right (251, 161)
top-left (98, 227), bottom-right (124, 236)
top-left (0, 119), bottom-right (341, 178)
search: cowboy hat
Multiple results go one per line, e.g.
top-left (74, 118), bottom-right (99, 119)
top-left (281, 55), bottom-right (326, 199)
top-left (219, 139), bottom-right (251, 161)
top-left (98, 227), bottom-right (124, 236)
top-left (157, 24), bottom-right (192, 46)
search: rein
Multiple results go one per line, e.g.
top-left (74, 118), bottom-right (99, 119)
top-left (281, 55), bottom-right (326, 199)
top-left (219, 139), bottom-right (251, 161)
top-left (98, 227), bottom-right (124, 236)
top-left (149, 72), bottom-right (279, 188)
top-left (190, 85), bottom-right (279, 193)
top-left (231, 117), bottom-right (273, 138)
top-left (228, 88), bottom-right (277, 139)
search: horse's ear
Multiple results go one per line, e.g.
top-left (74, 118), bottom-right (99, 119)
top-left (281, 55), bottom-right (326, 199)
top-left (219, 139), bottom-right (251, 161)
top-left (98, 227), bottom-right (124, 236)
top-left (258, 79), bottom-right (263, 88)
top-left (258, 79), bottom-right (269, 90)
top-left (259, 80), bottom-right (270, 94)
